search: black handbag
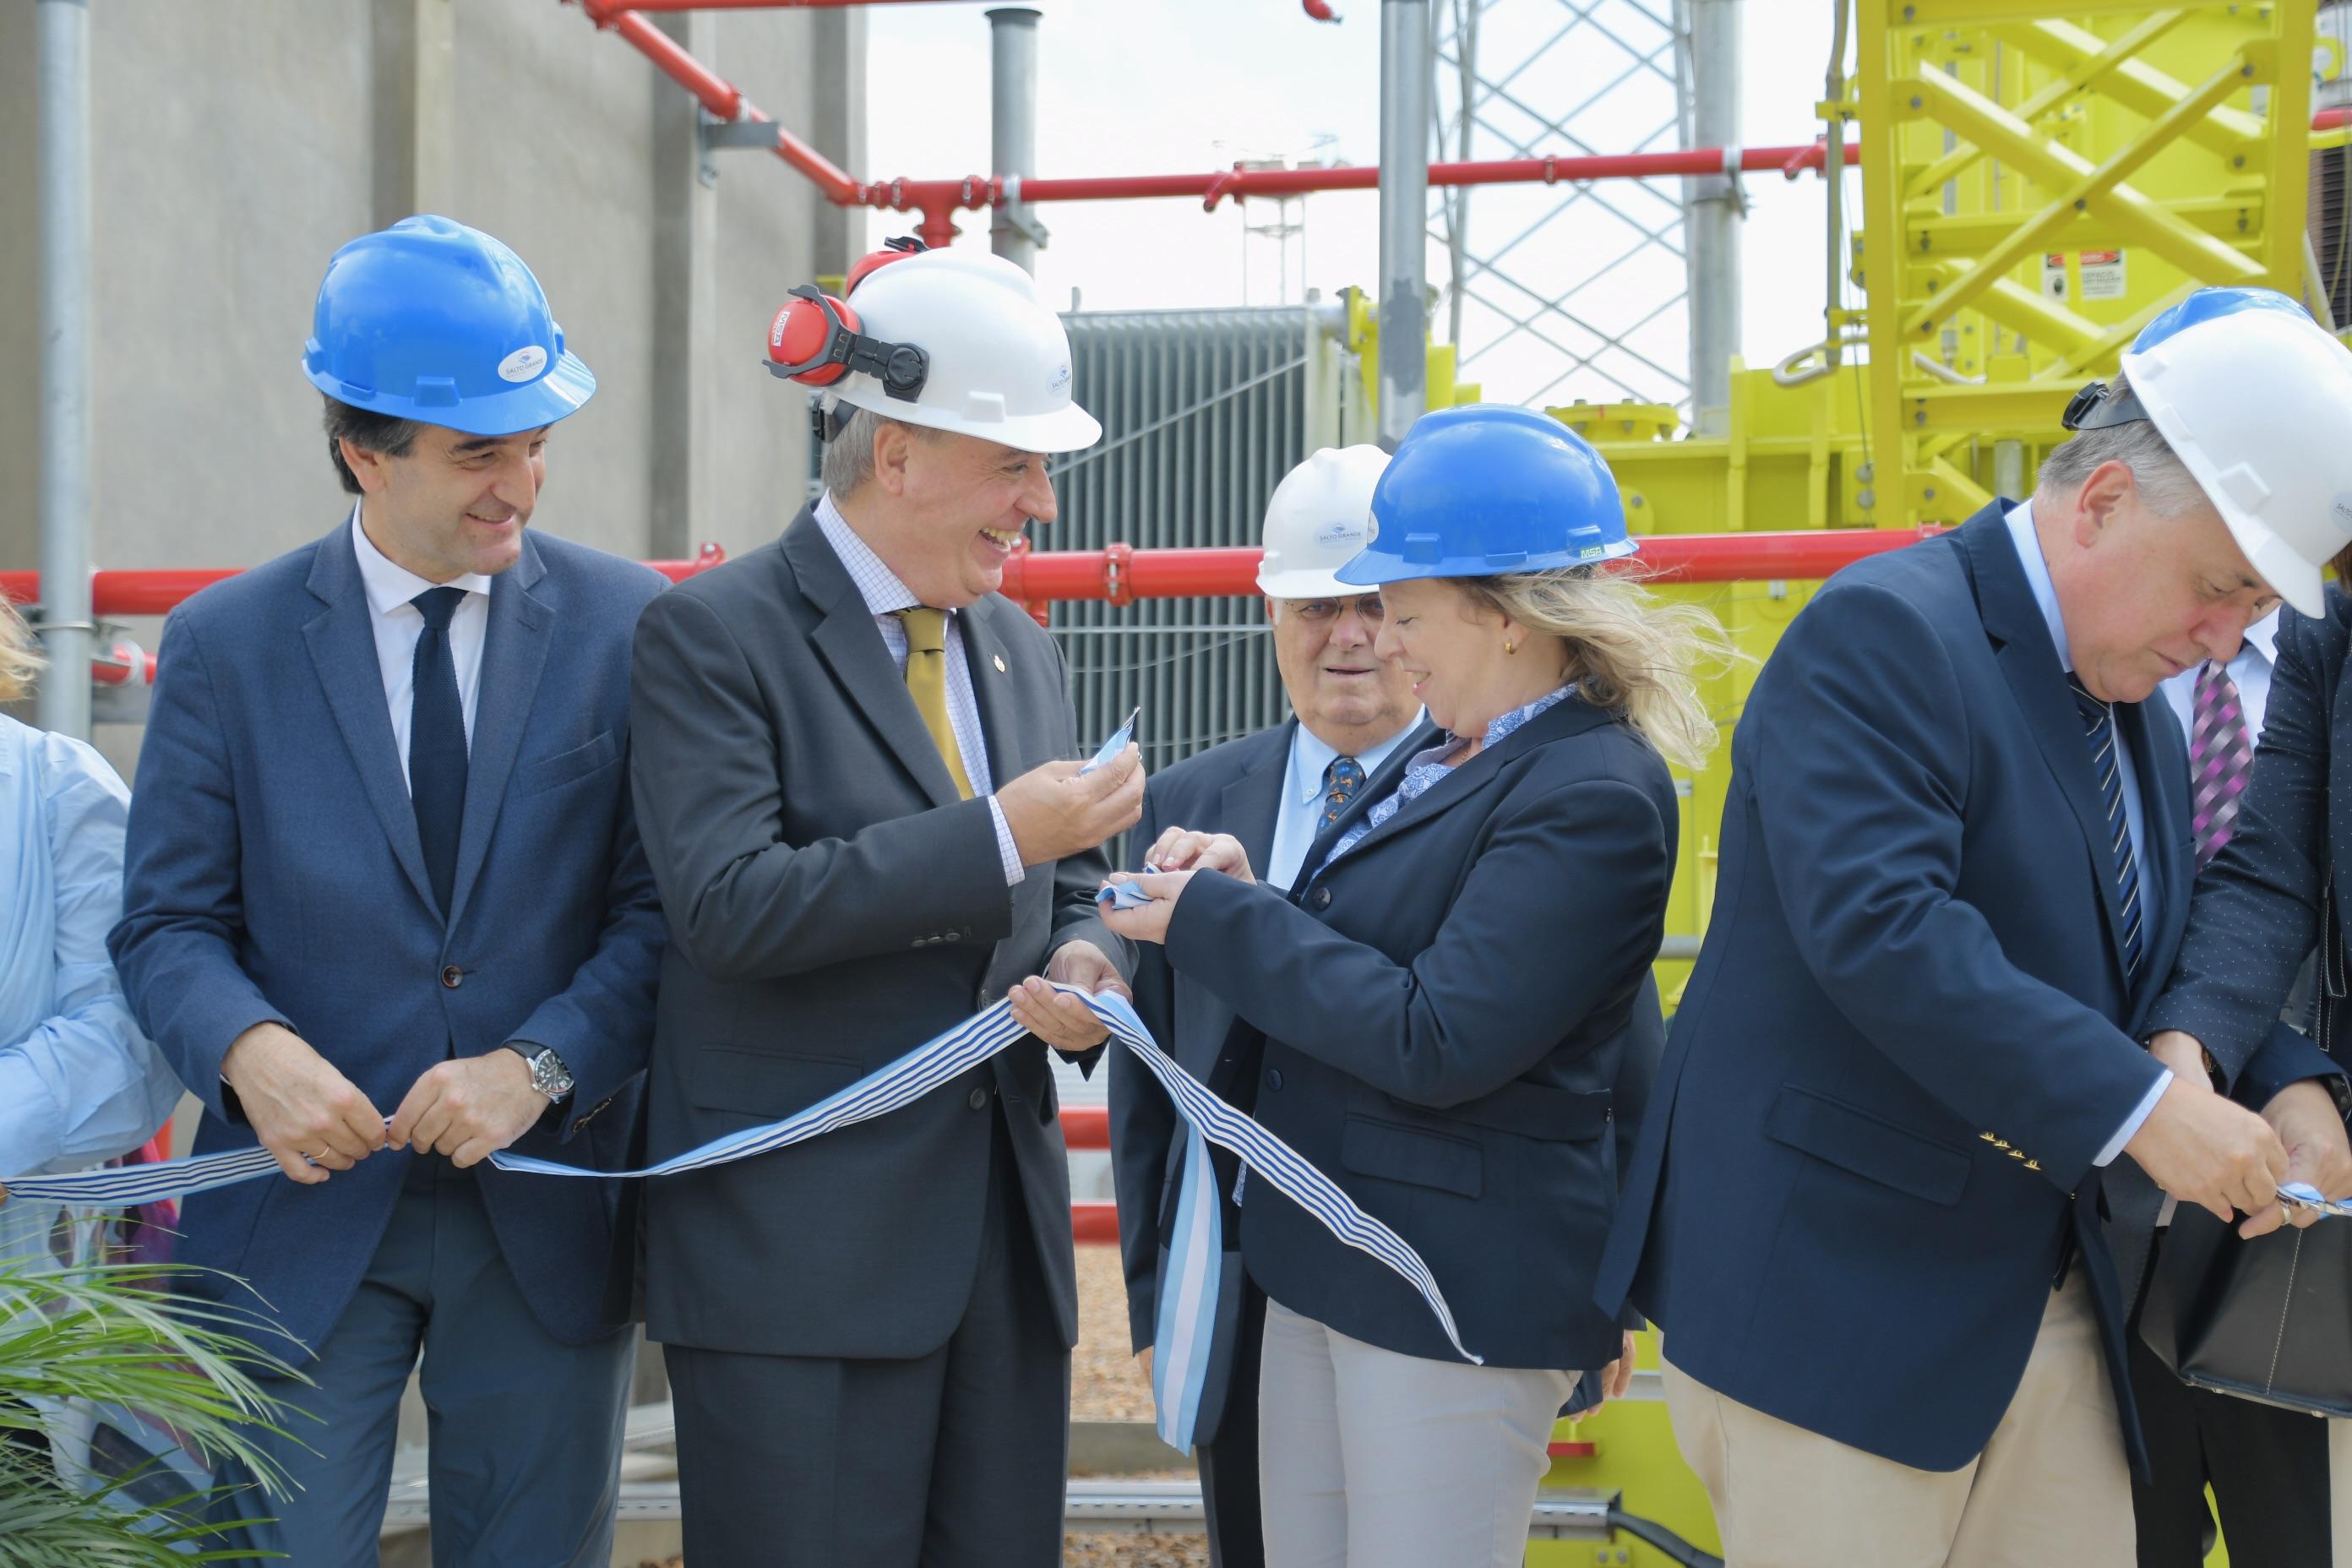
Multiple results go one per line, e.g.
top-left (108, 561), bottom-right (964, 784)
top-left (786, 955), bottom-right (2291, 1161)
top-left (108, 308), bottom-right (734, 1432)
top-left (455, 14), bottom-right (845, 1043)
top-left (2138, 1193), bottom-right (2352, 1418)
top-left (2139, 884), bottom-right (2352, 1416)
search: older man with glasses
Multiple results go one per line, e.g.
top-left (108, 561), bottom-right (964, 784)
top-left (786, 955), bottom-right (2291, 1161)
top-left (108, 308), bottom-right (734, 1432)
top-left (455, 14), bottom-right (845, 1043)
top-left (1109, 446), bottom-right (1422, 1567)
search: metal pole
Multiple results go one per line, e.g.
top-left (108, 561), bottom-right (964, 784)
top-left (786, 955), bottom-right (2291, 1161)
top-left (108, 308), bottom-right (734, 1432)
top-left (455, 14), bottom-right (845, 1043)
top-left (988, 7), bottom-right (1042, 272)
top-left (37, 0), bottom-right (93, 740)
top-left (1993, 438), bottom-right (2025, 502)
top-left (1686, 0), bottom-right (1742, 438)
top-left (1378, 0), bottom-right (1431, 447)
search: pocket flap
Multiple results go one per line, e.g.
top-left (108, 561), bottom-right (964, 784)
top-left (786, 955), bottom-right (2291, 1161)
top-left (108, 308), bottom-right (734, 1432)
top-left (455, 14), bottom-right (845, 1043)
top-left (515, 729), bottom-right (621, 798)
top-left (689, 1046), bottom-right (863, 1120)
top-left (1341, 1115), bottom-right (1483, 1199)
top-left (1763, 1085), bottom-right (1971, 1206)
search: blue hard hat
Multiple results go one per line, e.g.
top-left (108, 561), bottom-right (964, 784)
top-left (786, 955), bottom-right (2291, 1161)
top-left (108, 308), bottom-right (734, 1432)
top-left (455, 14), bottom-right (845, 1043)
top-left (302, 215), bottom-right (595, 436)
top-left (1335, 404), bottom-right (1635, 586)
top-left (2132, 286), bottom-right (2311, 355)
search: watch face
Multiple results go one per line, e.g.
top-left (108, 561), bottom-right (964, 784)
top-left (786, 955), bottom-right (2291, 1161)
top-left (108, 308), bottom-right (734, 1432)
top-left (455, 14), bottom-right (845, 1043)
top-left (532, 1049), bottom-right (574, 1096)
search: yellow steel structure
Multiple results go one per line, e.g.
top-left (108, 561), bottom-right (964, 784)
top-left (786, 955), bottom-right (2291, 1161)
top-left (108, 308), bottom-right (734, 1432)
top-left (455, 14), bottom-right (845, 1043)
top-left (1853, 0), bottom-right (2318, 525)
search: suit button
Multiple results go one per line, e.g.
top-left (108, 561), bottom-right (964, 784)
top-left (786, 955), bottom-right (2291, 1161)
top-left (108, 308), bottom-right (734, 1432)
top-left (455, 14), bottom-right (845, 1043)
top-left (439, 965), bottom-right (463, 989)
top-left (968, 1086), bottom-right (990, 1111)
top-left (1311, 887), bottom-right (1332, 911)
top-left (1265, 1067), bottom-right (1284, 1091)
top-left (944, 931), bottom-right (961, 943)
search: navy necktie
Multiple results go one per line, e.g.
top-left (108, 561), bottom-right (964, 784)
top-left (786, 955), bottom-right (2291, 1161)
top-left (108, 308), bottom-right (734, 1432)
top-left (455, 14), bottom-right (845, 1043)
top-left (1320, 755), bottom-right (1368, 830)
top-left (2070, 679), bottom-right (2144, 979)
top-left (410, 587), bottom-right (469, 917)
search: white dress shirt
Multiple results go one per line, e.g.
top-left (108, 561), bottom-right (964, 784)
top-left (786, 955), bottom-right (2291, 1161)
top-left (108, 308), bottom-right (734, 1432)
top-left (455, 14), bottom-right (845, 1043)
top-left (814, 492), bottom-right (1024, 886)
top-left (2159, 609), bottom-right (2280, 745)
top-left (2003, 501), bottom-right (2170, 1167)
top-left (1264, 716), bottom-right (1420, 892)
top-left (351, 505), bottom-right (489, 791)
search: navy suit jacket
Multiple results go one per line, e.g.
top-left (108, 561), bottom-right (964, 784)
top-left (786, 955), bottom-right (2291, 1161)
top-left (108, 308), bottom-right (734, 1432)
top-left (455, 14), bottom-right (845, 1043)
top-left (1161, 694), bottom-right (1677, 1372)
top-left (111, 522), bottom-right (667, 1353)
top-left (2148, 590), bottom-right (2352, 1117)
top-left (1595, 503), bottom-right (2190, 1474)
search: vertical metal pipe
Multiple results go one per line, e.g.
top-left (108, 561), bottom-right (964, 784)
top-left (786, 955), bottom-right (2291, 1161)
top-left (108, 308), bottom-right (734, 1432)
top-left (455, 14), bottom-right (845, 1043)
top-left (1993, 438), bottom-right (2025, 502)
top-left (37, 0), bottom-right (93, 739)
top-left (1378, 0), bottom-right (1430, 447)
top-left (1686, 0), bottom-right (1742, 438)
top-left (1822, 0), bottom-right (1850, 371)
top-left (988, 7), bottom-right (1042, 272)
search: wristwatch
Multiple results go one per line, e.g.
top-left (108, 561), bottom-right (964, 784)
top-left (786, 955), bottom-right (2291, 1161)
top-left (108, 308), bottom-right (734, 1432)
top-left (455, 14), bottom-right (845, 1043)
top-left (502, 1042), bottom-right (575, 1103)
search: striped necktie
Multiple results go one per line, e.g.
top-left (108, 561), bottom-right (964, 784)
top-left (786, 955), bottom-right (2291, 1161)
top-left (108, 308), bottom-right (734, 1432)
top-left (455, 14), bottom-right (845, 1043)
top-left (2070, 679), bottom-right (2144, 978)
top-left (2189, 659), bottom-right (2255, 870)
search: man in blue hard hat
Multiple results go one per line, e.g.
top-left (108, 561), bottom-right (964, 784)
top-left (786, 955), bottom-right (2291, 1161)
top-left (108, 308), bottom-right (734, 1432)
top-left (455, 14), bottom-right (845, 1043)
top-left (111, 215), bottom-right (667, 1565)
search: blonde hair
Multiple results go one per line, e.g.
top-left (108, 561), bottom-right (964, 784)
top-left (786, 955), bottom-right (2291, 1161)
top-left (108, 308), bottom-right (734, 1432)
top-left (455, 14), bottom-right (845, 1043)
top-left (0, 600), bottom-right (43, 705)
top-left (1456, 565), bottom-right (1741, 773)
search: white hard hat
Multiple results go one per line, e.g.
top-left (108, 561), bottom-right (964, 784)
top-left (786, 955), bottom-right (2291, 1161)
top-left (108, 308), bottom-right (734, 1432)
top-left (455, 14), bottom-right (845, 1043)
top-left (2099, 288), bottom-right (2352, 618)
top-left (1257, 445), bottom-right (1391, 599)
top-left (823, 247), bottom-right (1101, 455)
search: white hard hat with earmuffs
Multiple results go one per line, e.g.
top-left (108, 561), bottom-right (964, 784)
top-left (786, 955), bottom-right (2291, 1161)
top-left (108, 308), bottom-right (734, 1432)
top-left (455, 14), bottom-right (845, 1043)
top-left (766, 238), bottom-right (1102, 455)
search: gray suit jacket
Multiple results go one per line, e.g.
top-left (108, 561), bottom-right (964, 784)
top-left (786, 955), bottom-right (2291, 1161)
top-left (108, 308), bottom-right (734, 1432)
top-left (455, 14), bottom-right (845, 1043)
top-left (629, 502), bottom-right (1130, 1358)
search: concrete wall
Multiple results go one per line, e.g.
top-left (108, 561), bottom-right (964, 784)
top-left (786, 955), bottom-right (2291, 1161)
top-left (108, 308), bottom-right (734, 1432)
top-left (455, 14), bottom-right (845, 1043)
top-left (0, 0), bottom-right (863, 771)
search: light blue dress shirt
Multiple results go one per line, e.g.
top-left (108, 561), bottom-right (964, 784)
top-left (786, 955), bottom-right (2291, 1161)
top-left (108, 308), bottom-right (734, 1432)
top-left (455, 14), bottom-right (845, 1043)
top-left (2001, 501), bottom-right (2170, 1166)
top-left (1263, 716), bottom-right (1419, 892)
top-left (0, 716), bottom-right (184, 1262)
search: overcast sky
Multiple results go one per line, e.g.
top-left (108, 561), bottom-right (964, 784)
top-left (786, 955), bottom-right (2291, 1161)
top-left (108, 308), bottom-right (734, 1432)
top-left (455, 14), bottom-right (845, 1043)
top-left (861, 0), bottom-right (1848, 411)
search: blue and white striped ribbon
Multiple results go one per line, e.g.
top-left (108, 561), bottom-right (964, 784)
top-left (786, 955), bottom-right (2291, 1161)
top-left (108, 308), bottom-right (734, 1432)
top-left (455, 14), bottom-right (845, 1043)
top-left (2, 986), bottom-right (1478, 1451)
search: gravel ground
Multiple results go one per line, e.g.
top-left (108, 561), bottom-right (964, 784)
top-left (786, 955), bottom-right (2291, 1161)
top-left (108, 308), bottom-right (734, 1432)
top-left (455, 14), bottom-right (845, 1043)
top-left (1074, 1239), bottom-right (1155, 1422)
top-left (640, 1248), bottom-right (1206, 1566)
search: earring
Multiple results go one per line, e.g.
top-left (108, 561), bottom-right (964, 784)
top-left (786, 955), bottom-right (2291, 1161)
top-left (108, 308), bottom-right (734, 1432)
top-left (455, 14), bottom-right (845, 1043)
top-left (1504, 639), bottom-right (1517, 656)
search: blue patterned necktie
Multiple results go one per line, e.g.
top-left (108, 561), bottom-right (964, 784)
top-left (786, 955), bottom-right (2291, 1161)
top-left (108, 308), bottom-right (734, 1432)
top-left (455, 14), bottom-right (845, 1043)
top-left (410, 587), bottom-right (470, 917)
top-left (1321, 755), bottom-right (1368, 829)
top-left (2070, 679), bottom-right (2144, 978)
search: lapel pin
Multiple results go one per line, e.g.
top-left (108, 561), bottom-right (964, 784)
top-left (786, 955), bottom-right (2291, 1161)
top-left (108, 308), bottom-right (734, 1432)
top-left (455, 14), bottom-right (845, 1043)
top-left (993, 654), bottom-right (1007, 673)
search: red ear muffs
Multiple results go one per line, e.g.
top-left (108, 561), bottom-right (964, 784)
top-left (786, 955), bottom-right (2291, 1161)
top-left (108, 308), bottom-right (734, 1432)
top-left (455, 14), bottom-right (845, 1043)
top-left (845, 234), bottom-right (928, 294)
top-left (764, 285), bottom-right (929, 403)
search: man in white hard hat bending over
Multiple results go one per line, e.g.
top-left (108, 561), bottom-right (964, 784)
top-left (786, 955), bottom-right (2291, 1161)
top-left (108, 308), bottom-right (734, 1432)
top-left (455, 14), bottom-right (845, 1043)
top-left (629, 239), bottom-right (1142, 1566)
top-left (1109, 446), bottom-right (1424, 1567)
top-left (1598, 286), bottom-right (2352, 1565)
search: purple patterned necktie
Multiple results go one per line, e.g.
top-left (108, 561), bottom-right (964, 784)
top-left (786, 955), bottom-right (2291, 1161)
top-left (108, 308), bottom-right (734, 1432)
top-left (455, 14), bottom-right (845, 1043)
top-left (2189, 659), bottom-right (2255, 869)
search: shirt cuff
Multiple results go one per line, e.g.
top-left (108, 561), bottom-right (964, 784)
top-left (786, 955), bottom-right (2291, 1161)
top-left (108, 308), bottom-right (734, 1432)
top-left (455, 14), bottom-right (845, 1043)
top-left (988, 795), bottom-right (1026, 887)
top-left (2093, 1066), bottom-right (2173, 1168)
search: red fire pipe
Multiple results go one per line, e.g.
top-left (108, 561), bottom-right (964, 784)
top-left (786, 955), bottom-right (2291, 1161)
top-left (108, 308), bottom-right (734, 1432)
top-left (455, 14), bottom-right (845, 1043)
top-left (3, 532), bottom-right (1936, 624)
top-left (606, 0), bottom-right (980, 8)
top-left (2320, 106), bottom-right (2352, 131)
top-left (0, 544), bottom-right (729, 619)
top-left (1303, 0), bottom-right (1341, 19)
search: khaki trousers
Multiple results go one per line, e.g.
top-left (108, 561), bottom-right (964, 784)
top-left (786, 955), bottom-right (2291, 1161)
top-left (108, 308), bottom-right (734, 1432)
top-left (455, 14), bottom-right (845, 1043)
top-left (1663, 1272), bottom-right (2134, 1568)
top-left (2332, 1418), bottom-right (2352, 1564)
top-left (1256, 1296), bottom-right (1577, 1568)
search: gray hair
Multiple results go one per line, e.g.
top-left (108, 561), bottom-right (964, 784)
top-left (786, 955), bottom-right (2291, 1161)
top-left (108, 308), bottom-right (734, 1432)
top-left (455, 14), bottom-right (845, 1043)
top-left (2034, 371), bottom-right (2210, 518)
top-left (820, 406), bottom-right (944, 498)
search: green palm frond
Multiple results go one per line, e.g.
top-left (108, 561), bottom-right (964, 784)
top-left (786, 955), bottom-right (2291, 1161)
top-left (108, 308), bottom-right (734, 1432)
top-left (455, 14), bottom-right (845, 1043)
top-left (0, 1250), bottom-right (308, 1561)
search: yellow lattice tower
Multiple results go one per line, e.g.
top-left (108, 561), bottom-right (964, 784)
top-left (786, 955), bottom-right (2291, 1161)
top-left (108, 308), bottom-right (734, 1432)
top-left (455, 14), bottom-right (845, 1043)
top-left (1848, 0), bottom-right (2319, 525)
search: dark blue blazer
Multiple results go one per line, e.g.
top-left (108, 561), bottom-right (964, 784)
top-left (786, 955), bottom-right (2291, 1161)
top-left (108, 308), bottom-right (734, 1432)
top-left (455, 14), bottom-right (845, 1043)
top-left (110, 521), bottom-right (667, 1353)
top-left (2148, 590), bottom-right (2352, 1110)
top-left (1595, 503), bottom-right (2190, 1474)
top-left (1161, 694), bottom-right (1677, 1372)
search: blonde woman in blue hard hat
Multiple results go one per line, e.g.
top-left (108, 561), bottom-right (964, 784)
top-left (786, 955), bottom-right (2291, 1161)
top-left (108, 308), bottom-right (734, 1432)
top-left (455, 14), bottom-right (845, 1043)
top-left (1101, 403), bottom-right (1734, 1568)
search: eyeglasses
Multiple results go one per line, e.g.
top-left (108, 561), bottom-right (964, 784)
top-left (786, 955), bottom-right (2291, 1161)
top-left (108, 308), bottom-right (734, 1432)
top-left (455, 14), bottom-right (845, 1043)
top-left (1283, 595), bottom-right (1386, 625)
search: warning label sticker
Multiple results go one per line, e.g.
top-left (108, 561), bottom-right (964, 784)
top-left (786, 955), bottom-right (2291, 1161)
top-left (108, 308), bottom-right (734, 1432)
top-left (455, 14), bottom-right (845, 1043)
top-left (2043, 253), bottom-right (2068, 302)
top-left (2079, 251), bottom-right (2127, 300)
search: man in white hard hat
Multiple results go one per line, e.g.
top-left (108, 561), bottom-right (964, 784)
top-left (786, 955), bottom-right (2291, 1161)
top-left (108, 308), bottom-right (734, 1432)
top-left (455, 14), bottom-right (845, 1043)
top-left (1107, 445), bottom-right (1422, 1566)
top-left (1600, 286), bottom-right (2352, 1565)
top-left (629, 240), bottom-right (1142, 1566)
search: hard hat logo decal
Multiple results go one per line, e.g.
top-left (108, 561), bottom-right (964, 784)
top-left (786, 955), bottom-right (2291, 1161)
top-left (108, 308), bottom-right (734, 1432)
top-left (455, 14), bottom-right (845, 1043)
top-left (1049, 362), bottom-right (1071, 396)
top-left (497, 345), bottom-right (548, 384)
top-left (2334, 497), bottom-right (2352, 529)
top-left (1313, 522), bottom-right (1366, 549)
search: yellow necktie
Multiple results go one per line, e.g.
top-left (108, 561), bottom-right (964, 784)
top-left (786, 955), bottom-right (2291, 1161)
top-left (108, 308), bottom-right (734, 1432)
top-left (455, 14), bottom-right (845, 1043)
top-left (894, 607), bottom-right (975, 801)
